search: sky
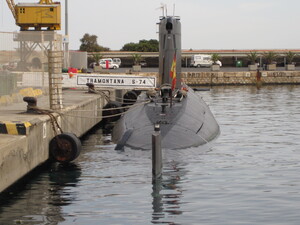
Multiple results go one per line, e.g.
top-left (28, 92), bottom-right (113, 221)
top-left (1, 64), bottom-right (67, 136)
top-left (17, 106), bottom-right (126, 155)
top-left (1, 0), bottom-right (300, 51)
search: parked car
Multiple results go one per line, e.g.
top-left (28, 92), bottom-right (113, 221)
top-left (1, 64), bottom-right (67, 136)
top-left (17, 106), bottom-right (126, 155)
top-left (99, 61), bottom-right (119, 69)
top-left (140, 60), bottom-right (147, 67)
top-left (190, 54), bottom-right (222, 67)
top-left (113, 58), bottom-right (122, 67)
top-left (99, 58), bottom-right (112, 63)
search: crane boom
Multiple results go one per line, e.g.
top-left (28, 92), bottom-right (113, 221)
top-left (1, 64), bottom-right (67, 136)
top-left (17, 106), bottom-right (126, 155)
top-left (6, 0), bottom-right (16, 19)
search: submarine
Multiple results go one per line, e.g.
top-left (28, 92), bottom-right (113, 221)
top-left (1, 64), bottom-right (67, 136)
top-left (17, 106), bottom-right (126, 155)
top-left (111, 16), bottom-right (220, 150)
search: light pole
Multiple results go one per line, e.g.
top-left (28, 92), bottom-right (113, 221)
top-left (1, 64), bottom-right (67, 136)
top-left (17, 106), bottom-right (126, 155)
top-left (64, 0), bottom-right (69, 68)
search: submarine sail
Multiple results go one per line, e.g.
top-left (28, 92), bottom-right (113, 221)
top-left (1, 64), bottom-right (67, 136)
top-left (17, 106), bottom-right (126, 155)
top-left (111, 16), bottom-right (220, 150)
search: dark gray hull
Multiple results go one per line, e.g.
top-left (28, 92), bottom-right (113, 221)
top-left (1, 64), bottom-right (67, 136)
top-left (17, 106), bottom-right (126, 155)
top-left (112, 88), bottom-right (220, 150)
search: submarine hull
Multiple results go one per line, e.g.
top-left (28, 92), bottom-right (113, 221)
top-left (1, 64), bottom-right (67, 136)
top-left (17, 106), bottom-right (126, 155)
top-left (112, 88), bottom-right (219, 150)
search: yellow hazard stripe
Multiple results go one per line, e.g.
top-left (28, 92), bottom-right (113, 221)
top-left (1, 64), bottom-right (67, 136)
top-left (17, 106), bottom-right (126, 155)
top-left (0, 121), bottom-right (32, 135)
top-left (5, 123), bottom-right (18, 135)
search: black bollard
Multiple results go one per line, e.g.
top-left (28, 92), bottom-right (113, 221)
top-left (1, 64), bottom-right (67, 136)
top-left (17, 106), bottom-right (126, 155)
top-left (23, 96), bottom-right (37, 113)
top-left (152, 124), bottom-right (162, 179)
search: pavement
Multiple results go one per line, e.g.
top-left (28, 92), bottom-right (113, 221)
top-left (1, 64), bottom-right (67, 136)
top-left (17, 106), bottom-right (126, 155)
top-left (88, 66), bottom-right (300, 74)
top-left (0, 88), bottom-right (105, 139)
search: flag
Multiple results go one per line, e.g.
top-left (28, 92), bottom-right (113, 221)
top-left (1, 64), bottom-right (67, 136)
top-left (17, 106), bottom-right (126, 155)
top-left (170, 52), bottom-right (176, 90)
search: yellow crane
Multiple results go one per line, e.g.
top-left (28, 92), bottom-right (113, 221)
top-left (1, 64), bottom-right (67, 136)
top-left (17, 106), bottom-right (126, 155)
top-left (6, 0), bottom-right (61, 31)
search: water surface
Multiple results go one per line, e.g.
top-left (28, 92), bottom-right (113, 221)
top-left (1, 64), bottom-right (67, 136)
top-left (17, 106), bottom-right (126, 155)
top-left (1, 85), bottom-right (300, 225)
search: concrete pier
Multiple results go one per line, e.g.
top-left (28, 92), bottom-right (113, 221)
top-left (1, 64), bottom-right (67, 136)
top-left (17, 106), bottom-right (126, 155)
top-left (0, 89), bottom-right (110, 193)
top-left (181, 71), bottom-right (300, 86)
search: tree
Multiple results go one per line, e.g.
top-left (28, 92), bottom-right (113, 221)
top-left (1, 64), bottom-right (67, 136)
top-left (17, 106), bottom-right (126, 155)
top-left (79, 33), bottom-right (110, 52)
top-left (132, 53), bottom-right (142, 65)
top-left (285, 51), bottom-right (297, 64)
top-left (263, 51), bottom-right (278, 64)
top-left (121, 39), bottom-right (159, 52)
top-left (91, 53), bottom-right (103, 66)
top-left (121, 42), bottom-right (138, 51)
top-left (211, 53), bottom-right (221, 65)
top-left (246, 51), bottom-right (259, 65)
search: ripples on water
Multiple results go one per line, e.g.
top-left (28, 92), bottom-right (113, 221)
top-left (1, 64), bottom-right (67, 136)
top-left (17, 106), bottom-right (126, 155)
top-left (1, 85), bottom-right (300, 225)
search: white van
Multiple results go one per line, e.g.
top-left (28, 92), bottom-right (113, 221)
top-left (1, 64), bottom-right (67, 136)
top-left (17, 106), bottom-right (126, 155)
top-left (99, 58), bottom-right (113, 64)
top-left (190, 54), bottom-right (222, 68)
top-left (99, 58), bottom-right (121, 67)
top-left (113, 58), bottom-right (121, 67)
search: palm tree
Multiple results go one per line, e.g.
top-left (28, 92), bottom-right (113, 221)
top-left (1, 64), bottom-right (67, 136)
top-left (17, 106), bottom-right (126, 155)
top-left (285, 51), bottom-right (297, 71)
top-left (263, 51), bottom-right (278, 71)
top-left (211, 53), bottom-right (221, 65)
top-left (247, 51), bottom-right (258, 65)
top-left (132, 53), bottom-right (142, 65)
top-left (285, 51), bottom-right (297, 64)
top-left (263, 51), bottom-right (278, 65)
top-left (92, 53), bottom-right (102, 66)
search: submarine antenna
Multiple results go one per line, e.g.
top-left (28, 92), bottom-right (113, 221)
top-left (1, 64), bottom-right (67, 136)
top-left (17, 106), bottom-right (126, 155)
top-left (173, 4), bottom-right (175, 16)
top-left (165, 4), bottom-right (168, 16)
top-left (157, 3), bottom-right (166, 17)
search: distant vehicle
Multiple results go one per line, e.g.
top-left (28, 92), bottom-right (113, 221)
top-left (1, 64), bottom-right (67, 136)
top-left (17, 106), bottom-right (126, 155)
top-left (99, 58), bottom-right (113, 64)
top-left (190, 54), bottom-right (222, 68)
top-left (99, 61), bottom-right (119, 69)
top-left (99, 58), bottom-right (121, 67)
top-left (140, 60), bottom-right (147, 67)
top-left (113, 58), bottom-right (121, 67)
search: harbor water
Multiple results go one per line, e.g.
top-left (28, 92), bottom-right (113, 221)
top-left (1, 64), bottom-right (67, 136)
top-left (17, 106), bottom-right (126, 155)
top-left (1, 85), bottom-right (300, 225)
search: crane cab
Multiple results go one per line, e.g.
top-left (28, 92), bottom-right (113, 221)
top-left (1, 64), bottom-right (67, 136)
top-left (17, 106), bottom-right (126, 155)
top-left (15, 0), bottom-right (61, 31)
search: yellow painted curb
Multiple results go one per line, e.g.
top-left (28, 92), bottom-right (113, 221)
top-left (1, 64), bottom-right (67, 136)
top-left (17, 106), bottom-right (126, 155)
top-left (0, 121), bottom-right (32, 135)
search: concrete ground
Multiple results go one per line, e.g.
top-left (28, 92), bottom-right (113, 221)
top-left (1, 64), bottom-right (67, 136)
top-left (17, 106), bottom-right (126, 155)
top-left (96, 66), bottom-right (300, 74)
top-left (0, 88), bottom-right (111, 192)
top-left (0, 88), bottom-right (103, 133)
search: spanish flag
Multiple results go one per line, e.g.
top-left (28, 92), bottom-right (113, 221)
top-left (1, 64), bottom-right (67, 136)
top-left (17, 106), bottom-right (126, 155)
top-left (170, 52), bottom-right (176, 90)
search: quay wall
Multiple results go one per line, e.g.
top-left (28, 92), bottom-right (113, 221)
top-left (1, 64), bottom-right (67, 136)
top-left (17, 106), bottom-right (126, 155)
top-left (0, 92), bottom-right (108, 193)
top-left (181, 71), bottom-right (300, 86)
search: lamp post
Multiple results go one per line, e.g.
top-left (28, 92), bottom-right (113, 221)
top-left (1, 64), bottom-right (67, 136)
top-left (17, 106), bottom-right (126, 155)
top-left (64, 0), bottom-right (69, 69)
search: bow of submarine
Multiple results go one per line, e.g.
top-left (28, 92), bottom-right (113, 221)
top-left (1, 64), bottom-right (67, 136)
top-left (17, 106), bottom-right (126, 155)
top-left (112, 88), bottom-right (220, 150)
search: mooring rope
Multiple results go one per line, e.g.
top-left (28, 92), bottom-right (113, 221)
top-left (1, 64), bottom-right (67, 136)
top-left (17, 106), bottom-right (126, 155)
top-left (62, 100), bottom-right (151, 119)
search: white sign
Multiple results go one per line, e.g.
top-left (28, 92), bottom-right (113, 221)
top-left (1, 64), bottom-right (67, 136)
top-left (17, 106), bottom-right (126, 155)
top-left (77, 74), bottom-right (156, 88)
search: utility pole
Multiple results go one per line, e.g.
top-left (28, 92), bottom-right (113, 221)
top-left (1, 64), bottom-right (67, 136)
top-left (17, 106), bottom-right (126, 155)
top-left (64, 0), bottom-right (69, 69)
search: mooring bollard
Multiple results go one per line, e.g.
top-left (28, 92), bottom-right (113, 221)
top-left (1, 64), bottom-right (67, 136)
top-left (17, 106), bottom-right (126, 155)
top-left (152, 124), bottom-right (162, 179)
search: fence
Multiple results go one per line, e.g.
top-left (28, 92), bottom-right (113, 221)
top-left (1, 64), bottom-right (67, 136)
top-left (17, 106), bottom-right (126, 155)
top-left (0, 31), bottom-right (63, 107)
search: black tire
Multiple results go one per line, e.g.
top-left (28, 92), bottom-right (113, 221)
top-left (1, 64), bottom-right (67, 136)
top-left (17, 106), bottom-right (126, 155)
top-left (49, 133), bottom-right (81, 163)
top-left (102, 101), bottom-right (123, 123)
top-left (123, 90), bottom-right (138, 107)
top-left (197, 64), bottom-right (201, 68)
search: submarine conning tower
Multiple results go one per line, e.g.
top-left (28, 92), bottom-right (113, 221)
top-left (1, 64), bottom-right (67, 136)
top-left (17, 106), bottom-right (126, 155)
top-left (158, 16), bottom-right (182, 89)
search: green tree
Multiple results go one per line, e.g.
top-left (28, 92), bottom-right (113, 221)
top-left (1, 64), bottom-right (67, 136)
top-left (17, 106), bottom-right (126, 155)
top-left (91, 53), bottom-right (103, 65)
top-left (132, 53), bottom-right (142, 65)
top-left (211, 53), bottom-right (221, 65)
top-left (246, 51), bottom-right (259, 65)
top-left (263, 51), bottom-right (278, 64)
top-left (121, 42), bottom-right (138, 51)
top-left (285, 51), bottom-right (297, 64)
top-left (79, 33), bottom-right (110, 52)
top-left (121, 39), bottom-right (159, 52)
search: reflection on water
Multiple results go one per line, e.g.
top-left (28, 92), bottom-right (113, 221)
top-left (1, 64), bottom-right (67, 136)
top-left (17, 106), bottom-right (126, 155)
top-left (152, 161), bottom-right (186, 224)
top-left (1, 85), bottom-right (300, 225)
top-left (0, 163), bottom-right (81, 225)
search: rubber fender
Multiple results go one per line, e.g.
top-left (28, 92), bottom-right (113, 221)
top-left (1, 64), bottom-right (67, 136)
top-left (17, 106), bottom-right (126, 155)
top-left (102, 101), bottom-right (123, 123)
top-left (49, 132), bottom-right (81, 163)
top-left (123, 90), bottom-right (138, 106)
top-left (132, 90), bottom-right (142, 96)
